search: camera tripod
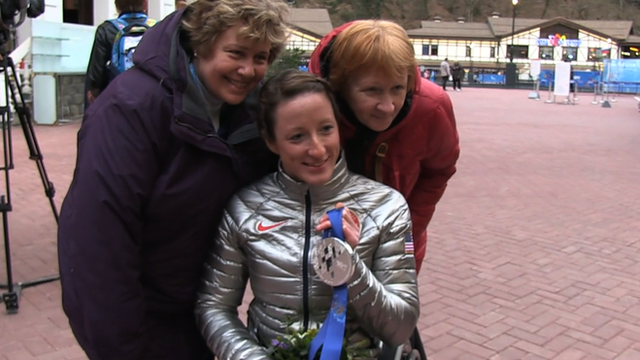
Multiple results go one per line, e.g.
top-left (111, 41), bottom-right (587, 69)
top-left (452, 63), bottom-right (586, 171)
top-left (0, 48), bottom-right (59, 314)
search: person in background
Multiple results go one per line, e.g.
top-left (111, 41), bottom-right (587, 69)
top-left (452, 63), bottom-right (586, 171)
top-left (176, 0), bottom-right (189, 9)
top-left (195, 69), bottom-right (419, 360)
top-left (308, 20), bottom-right (460, 274)
top-left (451, 61), bottom-right (464, 91)
top-left (58, 0), bottom-right (290, 359)
top-left (84, 0), bottom-right (152, 109)
top-left (440, 57), bottom-right (451, 90)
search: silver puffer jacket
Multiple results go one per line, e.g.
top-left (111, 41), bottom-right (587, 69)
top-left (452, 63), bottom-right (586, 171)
top-left (195, 156), bottom-right (419, 360)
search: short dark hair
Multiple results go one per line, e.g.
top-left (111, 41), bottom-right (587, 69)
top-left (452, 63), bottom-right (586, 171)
top-left (258, 69), bottom-right (340, 142)
top-left (115, 0), bottom-right (146, 12)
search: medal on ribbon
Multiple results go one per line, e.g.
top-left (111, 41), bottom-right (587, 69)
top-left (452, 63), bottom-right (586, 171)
top-left (308, 207), bottom-right (353, 360)
top-left (312, 234), bottom-right (354, 287)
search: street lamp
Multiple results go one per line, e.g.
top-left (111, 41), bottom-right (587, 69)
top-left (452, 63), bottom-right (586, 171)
top-left (469, 43), bottom-right (475, 83)
top-left (506, 0), bottom-right (519, 87)
top-left (510, 0), bottom-right (518, 62)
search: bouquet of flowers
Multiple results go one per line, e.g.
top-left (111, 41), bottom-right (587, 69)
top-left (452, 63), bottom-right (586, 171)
top-left (267, 326), bottom-right (373, 360)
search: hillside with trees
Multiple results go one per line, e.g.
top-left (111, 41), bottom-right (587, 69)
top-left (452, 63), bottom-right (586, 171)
top-left (293, 0), bottom-right (640, 31)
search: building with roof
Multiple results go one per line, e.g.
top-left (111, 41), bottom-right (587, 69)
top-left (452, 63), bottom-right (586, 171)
top-left (407, 13), bottom-right (640, 71)
top-left (286, 8), bottom-right (333, 54)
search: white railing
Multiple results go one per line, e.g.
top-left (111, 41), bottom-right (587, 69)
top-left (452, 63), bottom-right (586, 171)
top-left (9, 37), bottom-right (32, 65)
top-left (0, 37), bottom-right (33, 117)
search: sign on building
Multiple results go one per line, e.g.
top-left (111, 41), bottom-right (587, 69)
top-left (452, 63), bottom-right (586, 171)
top-left (537, 34), bottom-right (581, 47)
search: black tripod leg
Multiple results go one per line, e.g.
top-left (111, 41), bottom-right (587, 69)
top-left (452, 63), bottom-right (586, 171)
top-left (7, 57), bottom-right (58, 222)
top-left (0, 53), bottom-right (20, 313)
top-left (0, 55), bottom-right (60, 313)
top-left (1, 195), bottom-right (19, 314)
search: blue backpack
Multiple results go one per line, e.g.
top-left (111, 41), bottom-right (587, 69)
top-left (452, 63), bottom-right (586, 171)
top-left (107, 13), bottom-right (156, 79)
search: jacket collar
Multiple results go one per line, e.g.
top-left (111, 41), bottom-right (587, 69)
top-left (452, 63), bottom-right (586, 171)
top-left (276, 152), bottom-right (349, 202)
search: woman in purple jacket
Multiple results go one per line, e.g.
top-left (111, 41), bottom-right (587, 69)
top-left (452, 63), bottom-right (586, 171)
top-left (57, 1), bottom-right (290, 359)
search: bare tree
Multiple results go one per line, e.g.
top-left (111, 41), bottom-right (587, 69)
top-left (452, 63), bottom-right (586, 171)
top-left (446, 0), bottom-right (456, 15)
top-left (298, 0), bottom-right (640, 27)
top-left (541, 0), bottom-right (552, 18)
top-left (464, 0), bottom-right (478, 22)
top-left (422, 0), bottom-right (429, 18)
top-left (575, 0), bottom-right (589, 19)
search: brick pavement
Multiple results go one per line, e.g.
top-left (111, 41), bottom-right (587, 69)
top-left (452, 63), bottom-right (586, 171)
top-left (0, 88), bottom-right (639, 359)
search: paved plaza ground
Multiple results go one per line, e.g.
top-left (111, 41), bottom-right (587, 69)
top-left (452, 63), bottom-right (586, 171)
top-left (0, 87), bottom-right (639, 360)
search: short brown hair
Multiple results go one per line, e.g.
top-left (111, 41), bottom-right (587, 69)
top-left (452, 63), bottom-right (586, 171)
top-left (181, 0), bottom-right (290, 64)
top-left (258, 69), bottom-right (339, 142)
top-left (115, 0), bottom-right (146, 13)
top-left (328, 20), bottom-right (417, 94)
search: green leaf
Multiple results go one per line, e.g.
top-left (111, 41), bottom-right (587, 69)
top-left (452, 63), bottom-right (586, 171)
top-left (267, 48), bottom-right (306, 79)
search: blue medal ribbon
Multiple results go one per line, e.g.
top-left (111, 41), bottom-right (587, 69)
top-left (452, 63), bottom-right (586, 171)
top-left (308, 208), bottom-right (348, 360)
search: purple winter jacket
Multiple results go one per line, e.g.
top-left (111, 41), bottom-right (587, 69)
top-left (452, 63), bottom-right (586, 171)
top-left (58, 9), bottom-right (277, 360)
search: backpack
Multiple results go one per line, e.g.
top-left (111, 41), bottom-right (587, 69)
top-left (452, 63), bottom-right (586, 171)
top-left (107, 13), bottom-right (156, 79)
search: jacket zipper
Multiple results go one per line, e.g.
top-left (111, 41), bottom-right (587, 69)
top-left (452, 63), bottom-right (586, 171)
top-left (373, 142), bottom-right (388, 182)
top-left (303, 191), bottom-right (312, 330)
top-left (174, 117), bottom-right (215, 137)
top-left (174, 117), bottom-right (260, 146)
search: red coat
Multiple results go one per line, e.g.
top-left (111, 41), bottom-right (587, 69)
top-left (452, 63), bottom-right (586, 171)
top-left (309, 22), bottom-right (460, 272)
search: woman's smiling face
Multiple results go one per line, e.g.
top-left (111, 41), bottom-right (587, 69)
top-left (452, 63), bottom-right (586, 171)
top-left (266, 92), bottom-right (341, 185)
top-left (194, 22), bottom-right (271, 104)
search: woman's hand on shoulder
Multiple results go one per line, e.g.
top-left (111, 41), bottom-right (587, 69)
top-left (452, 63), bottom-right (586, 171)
top-left (315, 202), bottom-right (361, 249)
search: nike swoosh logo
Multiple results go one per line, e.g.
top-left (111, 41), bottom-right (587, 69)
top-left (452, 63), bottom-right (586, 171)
top-left (257, 221), bottom-right (287, 232)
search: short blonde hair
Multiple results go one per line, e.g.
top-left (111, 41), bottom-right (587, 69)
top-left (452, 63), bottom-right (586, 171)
top-left (181, 0), bottom-right (290, 63)
top-left (328, 20), bottom-right (416, 93)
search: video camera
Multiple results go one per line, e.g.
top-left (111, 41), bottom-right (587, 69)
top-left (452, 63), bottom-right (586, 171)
top-left (0, 0), bottom-right (45, 46)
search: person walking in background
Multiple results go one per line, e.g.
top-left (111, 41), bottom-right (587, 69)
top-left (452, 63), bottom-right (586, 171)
top-left (84, 0), bottom-right (154, 109)
top-left (176, 0), bottom-right (188, 9)
top-left (451, 61), bottom-right (464, 91)
top-left (440, 58), bottom-right (451, 90)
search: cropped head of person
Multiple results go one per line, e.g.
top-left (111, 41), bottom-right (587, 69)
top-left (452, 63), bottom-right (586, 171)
top-left (115, 0), bottom-right (147, 13)
top-left (258, 70), bottom-right (341, 186)
top-left (327, 20), bottom-right (416, 132)
top-left (181, 0), bottom-right (290, 104)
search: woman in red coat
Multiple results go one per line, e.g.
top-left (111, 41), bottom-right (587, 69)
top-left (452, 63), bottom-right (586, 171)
top-left (309, 20), bottom-right (460, 273)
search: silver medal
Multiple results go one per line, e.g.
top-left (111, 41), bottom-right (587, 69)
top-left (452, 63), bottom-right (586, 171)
top-left (311, 237), bottom-right (355, 287)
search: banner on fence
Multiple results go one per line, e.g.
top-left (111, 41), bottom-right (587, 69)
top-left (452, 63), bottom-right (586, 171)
top-left (554, 62), bottom-right (571, 96)
top-left (530, 60), bottom-right (541, 78)
top-left (603, 59), bottom-right (640, 83)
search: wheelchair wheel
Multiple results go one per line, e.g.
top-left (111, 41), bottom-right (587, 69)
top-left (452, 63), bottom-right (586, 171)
top-left (377, 328), bottom-right (427, 360)
top-left (410, 328), bottom-right (427, 360)
top-left (407, 349), bottom-right (421, 360)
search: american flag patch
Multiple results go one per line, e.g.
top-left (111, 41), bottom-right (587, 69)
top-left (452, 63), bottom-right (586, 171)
top-left (404, 233), bottom-right (414, 254)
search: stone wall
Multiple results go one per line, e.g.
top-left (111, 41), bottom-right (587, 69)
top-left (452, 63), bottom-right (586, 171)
top-left (56, 74), bottom-right (86, 121)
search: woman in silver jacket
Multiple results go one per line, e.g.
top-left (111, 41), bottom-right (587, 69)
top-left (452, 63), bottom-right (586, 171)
top-left (195, 70), bottom-right (419, 360)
